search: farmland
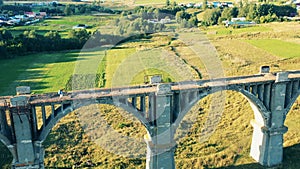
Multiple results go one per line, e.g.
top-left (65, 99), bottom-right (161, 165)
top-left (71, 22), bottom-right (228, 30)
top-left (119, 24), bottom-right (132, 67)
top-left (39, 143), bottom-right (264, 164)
top-left (0, 1), bottom-right (300, 168)
top-left (2, 14), bottom-right (117, 37)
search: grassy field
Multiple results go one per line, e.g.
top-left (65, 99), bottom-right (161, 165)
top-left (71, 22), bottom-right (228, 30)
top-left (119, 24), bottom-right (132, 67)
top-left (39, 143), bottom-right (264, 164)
top-left (203, 25), bottom-right (273, 36)
top-left (0, 20), bottom-right (300, 169)
top-left (0, 52), bottom-right (76, 95)
top-left (0, 49), bottom-right (107, 96)
top-left (245, 39), bottom-right (300, 59)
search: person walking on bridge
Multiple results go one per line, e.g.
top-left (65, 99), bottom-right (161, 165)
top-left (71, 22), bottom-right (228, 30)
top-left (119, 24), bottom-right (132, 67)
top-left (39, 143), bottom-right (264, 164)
top-left (58, 89), bottom-right (64, 98)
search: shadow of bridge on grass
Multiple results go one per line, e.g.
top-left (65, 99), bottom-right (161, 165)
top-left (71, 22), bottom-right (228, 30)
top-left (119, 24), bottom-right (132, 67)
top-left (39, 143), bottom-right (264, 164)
top-left (2, 143), bottom-right (300, 168)
top-left (214, 143), bottom-right (300, 169)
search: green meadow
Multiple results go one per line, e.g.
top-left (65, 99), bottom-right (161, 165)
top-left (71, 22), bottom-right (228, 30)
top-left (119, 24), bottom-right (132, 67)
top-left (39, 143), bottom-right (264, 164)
top-left (245, 39), bottom-right (300, 59)
top-left (0, 49), bottom-right (107, 95)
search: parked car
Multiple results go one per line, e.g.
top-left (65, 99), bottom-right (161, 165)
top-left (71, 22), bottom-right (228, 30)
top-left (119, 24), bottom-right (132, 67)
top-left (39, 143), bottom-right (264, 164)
top-left (72, 24), bottom-right (90, 29)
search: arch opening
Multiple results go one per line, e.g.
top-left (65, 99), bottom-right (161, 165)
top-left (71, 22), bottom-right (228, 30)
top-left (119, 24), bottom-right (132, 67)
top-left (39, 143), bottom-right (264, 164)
top-left (43, 103), bottom-right (148, 168)
top-left (0, 141), bottom-right (13, 169)
top-left (174, 90), bottom-right (265, 168)
top-left (283, 95), bottom-right (300, 168)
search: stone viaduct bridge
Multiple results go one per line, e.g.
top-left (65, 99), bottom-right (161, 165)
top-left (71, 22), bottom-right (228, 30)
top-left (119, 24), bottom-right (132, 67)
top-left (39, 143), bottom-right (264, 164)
top-left (0, 68), bottom-right (300, 169)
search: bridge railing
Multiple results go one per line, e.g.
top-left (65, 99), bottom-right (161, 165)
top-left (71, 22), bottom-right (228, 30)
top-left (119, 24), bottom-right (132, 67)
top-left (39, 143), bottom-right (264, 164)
top-left (0, 99), bottom-right (10, 108)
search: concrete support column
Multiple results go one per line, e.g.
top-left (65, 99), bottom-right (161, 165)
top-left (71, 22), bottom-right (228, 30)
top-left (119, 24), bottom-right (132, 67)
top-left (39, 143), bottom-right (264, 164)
top-left (10, 96), bottom-right (44, 169)
top-left (250, 120), bottom-right (287, 166)
top-left (33, 141), bottom-right (45, 169)
top-left (250, 72), bottom-right (289, 166)
top-left (145, 84), bottom-right (176, 169)
top-left (145, 136), bottom-right (175, 169)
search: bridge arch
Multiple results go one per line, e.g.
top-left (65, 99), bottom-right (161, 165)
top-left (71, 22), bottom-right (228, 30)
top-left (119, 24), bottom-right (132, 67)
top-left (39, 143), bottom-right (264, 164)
top-left (0, 109), bottom-right (16, 161)
top-left (174, 86), bottom-right (269, 130)
top-left (38, 98), bottom-right (150, 143)
top-left (0, 141), bottom-right (13, 168)
top-left (284, 91), bottom-right (300, 120)
top-left (174, 89), bottom-right (261, 168)
top-left (283, 95), bottom-right (300, 165)
top-left (0, 133), bottom-right (16, 164)
top-left (0, 134), bottom-right (11, 148)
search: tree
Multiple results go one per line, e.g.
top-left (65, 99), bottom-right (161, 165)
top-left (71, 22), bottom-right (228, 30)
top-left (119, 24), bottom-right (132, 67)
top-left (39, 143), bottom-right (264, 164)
top-left (172, 1), bottom-right (177, 7)
top-left (180, 19), bottom-right (188, 28)
top-left (64, 5), bottom-right (73, 16)
top-left (1, 30), bottom-right (13, 40)
top-left (44, 31), bottom-right (62, 50)
top-left (202, 8), bottom-right (221, 26)
top-left (154, 8), bottom-right (162, 20)
top-left (45, 31), bottom-right (61, 40)
top-left (165, 0), bottom-right (170, 6)
top-left (202, 0), bottom-right (207, 10)
top-left (175, 11), bottom-right (184, 23)
top-left (0, 41), bottom-right (7, 59)
top-left (247, 3), bottom-right (258, 20)
top-left (220, 7), bottom-right (238, 22)
top-left (187, 16), bottom-right (198, 28)
top-left (238, 1), bottom-right (249, 17)
top-left (79, 5), bottom-right (86, 14)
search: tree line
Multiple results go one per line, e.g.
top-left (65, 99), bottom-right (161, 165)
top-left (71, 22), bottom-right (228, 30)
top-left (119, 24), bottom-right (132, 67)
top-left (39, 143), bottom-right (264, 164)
top-left (0, 3), bottom-right (120, 17)
top-left (0, 30), bottom-right (84, 59)
top-left (113, 4), bottom-right (198, 34)
top-left (0, 5), bottom-right (32, 16)
top-left (0, 29), bottom-right (129, 59)
top-left (202, 2), bottom-right (297, 26)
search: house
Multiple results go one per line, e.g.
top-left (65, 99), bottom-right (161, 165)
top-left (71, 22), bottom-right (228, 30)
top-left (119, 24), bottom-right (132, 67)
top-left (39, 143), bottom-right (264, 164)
top-left (14, 15), bottom-right (29, 21)
top-left (25, 12), bottom-right (36, 18)
top-left (0, 20), bottom-right (5, 27)
top-left (160, 18), bottom-right (171, 24)
top-left (226, 2), bottom-right (234, 7)
top-left (231, 17), bottom-right (246, 22)
top-left (7, 18), bottom-right (21, 26)
top-left (72, 24), bottom-right (89, 29)
top-left (212, 2), bottom-right (222, 7)
top-left (186, 3), bottom-right (195, 8)
top-left (194, 3), bottom-right (203, 8)
top-left (36, 12), bottom-right (47, 19)
top-left (224, 20), bottom-right (256, 27)
top-left (147, 19), bottom-right (159, 23)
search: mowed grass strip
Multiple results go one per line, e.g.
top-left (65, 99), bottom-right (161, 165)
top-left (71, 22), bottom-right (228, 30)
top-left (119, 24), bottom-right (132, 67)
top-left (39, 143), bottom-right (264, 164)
top-left (106, 47), bottom-right (194, 87)
top-left (204, 25), bottom-right (272, 36)
top-left (105, 48), bottom-right (136, 87)
top-left (245, 39), bottom-right (300, 59)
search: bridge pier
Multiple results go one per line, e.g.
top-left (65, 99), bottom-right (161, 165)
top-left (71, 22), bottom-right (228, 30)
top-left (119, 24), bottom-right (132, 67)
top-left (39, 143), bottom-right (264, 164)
top-left (145, 84), bottom-right (176, 169)
top-left (250, 120), bottom-right (287, 166)
top-left (145, 136), bottom-right (176, 169)
top-left (9, 96), bottom-right (44, 169)
top-left (250, 72), bottom-right (289, 166)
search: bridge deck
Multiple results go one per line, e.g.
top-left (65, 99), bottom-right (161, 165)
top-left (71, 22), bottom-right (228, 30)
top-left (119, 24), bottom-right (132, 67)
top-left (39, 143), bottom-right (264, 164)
top-left (0, 72), bottom-right (299, 106)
